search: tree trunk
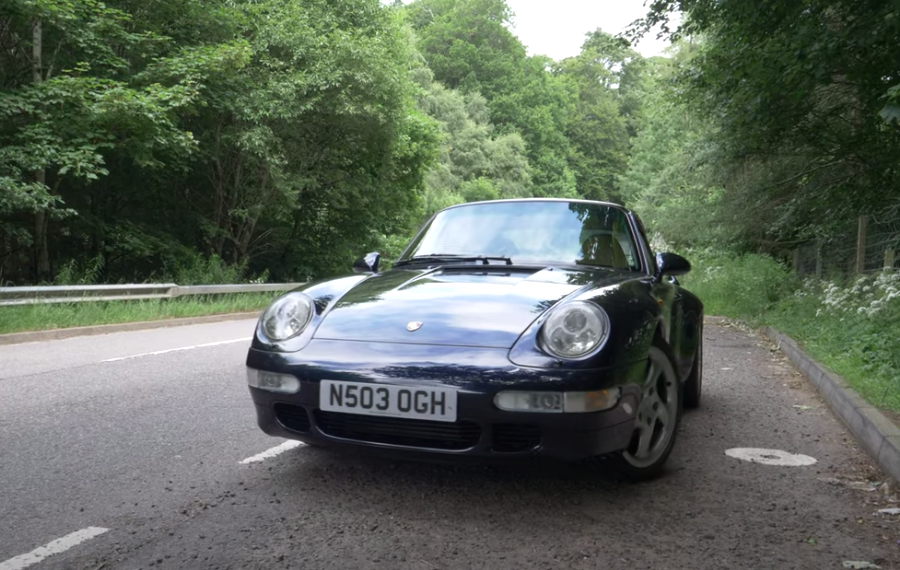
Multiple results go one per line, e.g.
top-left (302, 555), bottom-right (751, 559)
top-left (279, 207), bottom-right (304, 268)
top-left (32, 19), bottom-right (51, 282)
top-left (33, 205), bottom-right (50, 281)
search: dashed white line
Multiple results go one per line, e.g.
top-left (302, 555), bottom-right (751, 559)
top-left (0, 527), bottom-right (109, 570)
top-left (102, 338), bottom-right (248, 362)
top-left (239, 440), bottom-right (305, 464)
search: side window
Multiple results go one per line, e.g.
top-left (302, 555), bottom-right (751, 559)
top-left (631, 214), bottom-right (656, 274)
top-left (615, 235), bottom-right (637, 269)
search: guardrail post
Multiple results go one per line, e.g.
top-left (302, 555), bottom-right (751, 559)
top-left (886, 249), bottom-right (896, 271)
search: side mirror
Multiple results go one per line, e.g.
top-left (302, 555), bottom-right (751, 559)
top-left (655, 252), bottom-right (691, 281)
top-left (353, 252), bottom-right (381, 274)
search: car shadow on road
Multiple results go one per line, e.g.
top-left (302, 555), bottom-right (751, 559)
top-left (260, 401), bottom-right (719, 515)
top-left (273, 444), bottom-right (671, 508)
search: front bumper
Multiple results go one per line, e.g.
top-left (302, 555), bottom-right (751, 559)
top-left (246, 341), bottom-right (643, 461)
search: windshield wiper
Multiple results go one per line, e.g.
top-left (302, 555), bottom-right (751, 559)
top-left (394, 254), bottom-right (513, 267)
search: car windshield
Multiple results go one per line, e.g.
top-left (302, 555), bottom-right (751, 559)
top-left (399, 201), bottom-right (641, 270)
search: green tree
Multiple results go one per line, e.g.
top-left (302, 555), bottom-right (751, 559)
top-left (618, 53), bottom-right (727, 249)
top-left (0, 0), bottom-right (233, 281)
top-left (412, 65), bottom-right (532, 217)
top-left (0, 0), bottom-right (439, 283)
top-left (629, 0), bottom-right (900, 249)
top-left (189, 0), bottom-right (439, 279)
top-left (404, 0), bottom-right (577, 198)
top-left (556, 30), bottom-right (639, 203)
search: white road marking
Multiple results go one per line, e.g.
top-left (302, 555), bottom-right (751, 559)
top-left (725, 447), bottom-right (817, 466)
top-left (102, 338), bottom-right (248, 362)
top-left (0, 527), bottom-right (109, 570)
top-left (239, 440), bottom-right (305, 464)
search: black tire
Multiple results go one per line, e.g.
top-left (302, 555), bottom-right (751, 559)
top-left (683, 320), bottom-right (703, 409)
top-left (611, 342), bottom-right (683, 481)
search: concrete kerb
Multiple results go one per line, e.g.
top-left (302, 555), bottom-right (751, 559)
top-left (0, 311), bottom-right (261, 345)
top-left (762, 326), bottom-right (900, 484)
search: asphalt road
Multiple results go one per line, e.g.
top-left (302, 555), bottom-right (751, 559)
top-left (1, 319), bottom-right (899, 570)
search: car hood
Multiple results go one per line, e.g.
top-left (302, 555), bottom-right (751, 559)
top-left (312, 266), bottom-right (631, 348)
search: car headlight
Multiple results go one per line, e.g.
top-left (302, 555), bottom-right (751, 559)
top-left (540, 301), bottom-right (610, 358)
top-left (260, 293), bottom-right (314, 341)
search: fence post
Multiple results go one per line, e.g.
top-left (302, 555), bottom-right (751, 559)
top-left (886, 249), bottom-right (897, 271)
top-left (815, 240), bottom-right (823, 279)
top-left (792, 248), bottom-right (801, 275)
top-left (856, 215), bottom-right (868, 273)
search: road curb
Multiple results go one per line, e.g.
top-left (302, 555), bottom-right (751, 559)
top-left (762, 326), bottom-right (900, 484)
top-left (0, 311), bottom-right (261, 345)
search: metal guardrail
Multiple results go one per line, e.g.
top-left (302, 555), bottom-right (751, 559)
top-left (0, 283), bottom-right (304, 306)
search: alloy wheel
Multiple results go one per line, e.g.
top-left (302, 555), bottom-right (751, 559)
top-left (621, 346), bottom-right (680, 469)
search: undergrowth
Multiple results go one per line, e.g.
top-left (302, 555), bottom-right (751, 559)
top-left (682, 250), bottom-right (900, 412)
top-left (49, 253), bottom-right (269, 286)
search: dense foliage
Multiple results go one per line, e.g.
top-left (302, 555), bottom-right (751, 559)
top-left (4, 0), bottom-right (897, 286)
top-left (623, 0), bottom-right (900, 252)
top-left (1, 0), bottom-right (636, 285)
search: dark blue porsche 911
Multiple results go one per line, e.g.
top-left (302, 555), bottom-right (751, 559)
top-left (245, 198), bottom-right (703, 479)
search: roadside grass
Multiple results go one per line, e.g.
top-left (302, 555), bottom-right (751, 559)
top-left (0, 293), bottom-right (275, 335)
top-left (682, 251), bottom-right (900, 413)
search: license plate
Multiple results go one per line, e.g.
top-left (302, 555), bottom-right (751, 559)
top-left (319, 380), bottom-right (458, 422)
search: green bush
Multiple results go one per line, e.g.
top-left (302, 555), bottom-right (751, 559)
top-left (681, 250), bottom-right (798, 320)
top-left (53, 255), bottom-right (106, 285)
top-left (161, 253), bottom-right (257, 285)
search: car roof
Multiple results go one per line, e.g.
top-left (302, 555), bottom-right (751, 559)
top-left (438, 197), bottom-right (631, 213)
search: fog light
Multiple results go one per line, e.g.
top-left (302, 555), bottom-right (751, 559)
top-left (246, 368), bottom-right (300, 394)
top-left (494, 388), bottom-right (620, 413)
top-left (495, 391), bottom-right (562, 413)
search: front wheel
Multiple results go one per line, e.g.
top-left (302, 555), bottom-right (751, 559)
top-left (612, 344), bottom-right (682, 481)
